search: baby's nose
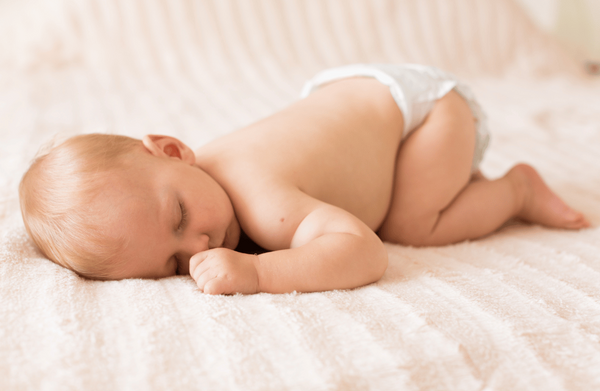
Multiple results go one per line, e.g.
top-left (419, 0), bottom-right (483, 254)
top-left (187, 233), bottom-right (210, 254)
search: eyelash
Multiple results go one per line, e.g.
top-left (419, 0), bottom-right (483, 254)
top-left (177, 202), bottom-right (188, 231)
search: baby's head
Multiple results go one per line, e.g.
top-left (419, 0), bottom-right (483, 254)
top-left (19, 133), bottom-right (240, 280)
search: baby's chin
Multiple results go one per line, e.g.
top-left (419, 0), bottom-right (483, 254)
top-left (223, 218), bottom-right (241, 250)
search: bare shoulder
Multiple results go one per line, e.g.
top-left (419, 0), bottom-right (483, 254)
top-left (194, 148), bottom-right (312, 250)
top-left (227, 176), bottom-right (320, 251)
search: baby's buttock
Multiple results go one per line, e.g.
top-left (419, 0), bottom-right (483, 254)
top-left (301, 63), bottom-right (490, 173)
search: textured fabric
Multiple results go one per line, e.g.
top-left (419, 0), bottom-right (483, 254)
top-left (300, 63), bottom-right (490, 171)
top-left (1, 1), bottom-right (600, 390)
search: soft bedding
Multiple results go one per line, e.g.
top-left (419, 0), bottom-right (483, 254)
top-left (1, 1), bottom-right (599, 390)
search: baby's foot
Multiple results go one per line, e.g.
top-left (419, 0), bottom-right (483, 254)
top-left (511, 164), bottom-right (590, 229)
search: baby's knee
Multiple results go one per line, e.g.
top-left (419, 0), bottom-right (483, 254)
top-left (378, 220), bottom-right (436, 247)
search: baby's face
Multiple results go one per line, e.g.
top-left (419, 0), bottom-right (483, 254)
top-left (101, 150), bottom-right (240, 279)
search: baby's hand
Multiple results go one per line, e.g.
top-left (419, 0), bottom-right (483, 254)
top-left (189, 248), bottom-right (260, 295)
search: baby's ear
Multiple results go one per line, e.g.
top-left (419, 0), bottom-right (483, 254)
top-left (142, 135), bottom-right (195, 165)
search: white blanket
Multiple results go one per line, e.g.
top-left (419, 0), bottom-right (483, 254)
top-left (1, 1), bottom-right (599, 390)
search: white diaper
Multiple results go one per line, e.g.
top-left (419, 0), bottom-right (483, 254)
top-left (300, 64), bottom-right (490, 172)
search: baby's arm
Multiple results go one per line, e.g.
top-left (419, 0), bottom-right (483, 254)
top-left (189, 199), bottom-right (388, 294)
top-left (256, 203), bottom-right (388, 293)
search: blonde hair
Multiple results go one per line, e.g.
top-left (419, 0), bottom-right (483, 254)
top-left (19, 134), bottom-right (142, 279)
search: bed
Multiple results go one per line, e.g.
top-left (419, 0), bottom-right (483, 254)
top-left (1, 0), bottom-right (599, 390)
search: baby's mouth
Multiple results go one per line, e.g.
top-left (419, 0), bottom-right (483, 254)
top-left (221, 225), bottom-right (238, 250)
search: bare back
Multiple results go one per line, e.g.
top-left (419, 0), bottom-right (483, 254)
top-left (195, 79), bottom-right (404, 249)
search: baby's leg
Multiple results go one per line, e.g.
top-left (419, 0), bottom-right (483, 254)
top-left (378, 91), bottom-right (589, 246)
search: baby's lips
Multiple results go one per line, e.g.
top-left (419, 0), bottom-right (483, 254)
top-left (178, 258), bottom-right (191, 276)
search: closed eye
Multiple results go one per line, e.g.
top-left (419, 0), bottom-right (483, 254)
top-left (177, 202), bottom-right (188, 231)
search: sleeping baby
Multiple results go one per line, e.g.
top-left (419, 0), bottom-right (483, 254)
top-left (19, 64), bottom-right (590, 294)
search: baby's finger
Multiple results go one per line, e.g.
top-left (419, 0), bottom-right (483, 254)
top-left (194, 267), bottom-right (220, 292)
top-left (190, 262), bottom-right (210, 284)
top-left (189, 251), bottom-right (211, 280)
top-left (203, 278), bottom-right (229, 295)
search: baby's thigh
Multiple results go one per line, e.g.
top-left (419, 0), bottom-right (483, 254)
top-left (379, 91), bottom-right (477, 240)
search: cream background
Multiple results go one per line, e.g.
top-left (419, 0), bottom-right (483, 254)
top-left (515, 0), bottom-right (600, 61)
